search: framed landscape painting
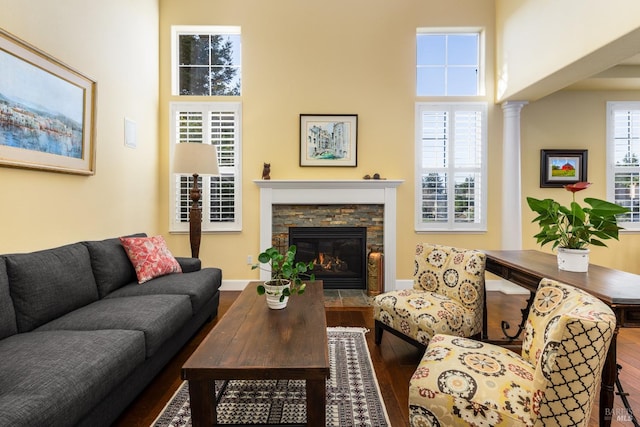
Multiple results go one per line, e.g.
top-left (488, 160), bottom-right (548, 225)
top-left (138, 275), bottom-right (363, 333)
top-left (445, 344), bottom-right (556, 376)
top-left (0, 29), bottom-right (96, 175)
top-left (540, 149), bottom-right (588, 188)
top-left (300, 114), bottom-right (357, 167)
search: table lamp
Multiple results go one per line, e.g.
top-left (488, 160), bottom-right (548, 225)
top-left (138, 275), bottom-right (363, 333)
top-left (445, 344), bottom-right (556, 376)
top-left (173, 143), bottom-right (220, 258)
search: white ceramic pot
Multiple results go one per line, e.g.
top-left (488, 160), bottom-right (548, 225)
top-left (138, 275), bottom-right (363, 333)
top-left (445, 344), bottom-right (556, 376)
top-left (557, 247), bottom-right (590, 272)
top-left (263, 280), bottom-right (291, 309)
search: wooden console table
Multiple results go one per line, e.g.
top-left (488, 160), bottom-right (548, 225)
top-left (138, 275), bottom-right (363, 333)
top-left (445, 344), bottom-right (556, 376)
top-left (484, 250), bottom-right (640, 427)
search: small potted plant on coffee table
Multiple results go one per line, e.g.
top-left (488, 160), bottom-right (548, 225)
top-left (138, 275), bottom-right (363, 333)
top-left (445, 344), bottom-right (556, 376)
top-left (526, 182), bottom-right (630, 272)
top-left (251, 245), bottom-right (315, 309)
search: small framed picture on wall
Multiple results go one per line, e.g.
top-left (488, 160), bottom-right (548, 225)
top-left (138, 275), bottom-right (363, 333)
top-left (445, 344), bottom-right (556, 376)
top-left (540, 149), bottom-right (588, 188)
top-left (300, 114), bottom-right (357, 167)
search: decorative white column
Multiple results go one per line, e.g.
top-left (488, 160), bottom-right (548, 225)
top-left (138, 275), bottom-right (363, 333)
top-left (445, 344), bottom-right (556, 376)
top-left (501, 101), bottom-right (528, 250)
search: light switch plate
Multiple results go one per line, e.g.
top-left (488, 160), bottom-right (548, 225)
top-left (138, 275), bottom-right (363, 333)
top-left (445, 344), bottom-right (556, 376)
top-left (124, 117), bottom-right (137, 148)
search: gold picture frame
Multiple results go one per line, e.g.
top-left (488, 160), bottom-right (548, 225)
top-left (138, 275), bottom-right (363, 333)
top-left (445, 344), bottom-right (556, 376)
top-left (0, 28), bottom-right (96, 175)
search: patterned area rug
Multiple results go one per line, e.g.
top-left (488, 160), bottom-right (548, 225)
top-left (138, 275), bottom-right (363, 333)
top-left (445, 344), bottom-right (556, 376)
top-left (152, 327), bottom-right (390, 426)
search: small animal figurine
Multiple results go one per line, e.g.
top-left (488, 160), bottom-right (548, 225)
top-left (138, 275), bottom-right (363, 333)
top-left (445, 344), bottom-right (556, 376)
top-left (262, 162), bottom-right (271, 180)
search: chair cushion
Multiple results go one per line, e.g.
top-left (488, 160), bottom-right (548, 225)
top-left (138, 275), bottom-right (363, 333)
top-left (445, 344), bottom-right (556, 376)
top-left (414, 243), bottom-right (485, 307)
top-left (119, 235), bottom-right (182, 284)
top-left (5, 243), bottom-right (99, 332)
top-left (373, 288), bottom-right (479, 346)
top-left (409, 334), bottom-right (537, 427)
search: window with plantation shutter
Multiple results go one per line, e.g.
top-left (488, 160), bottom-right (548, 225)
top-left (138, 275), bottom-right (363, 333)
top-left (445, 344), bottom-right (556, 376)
top-left (415, 102), bottom-right (487, 231)
top-left (170, 102), bottom-right (242, 232)
top-left (606, 102), bottom-right (640, 229)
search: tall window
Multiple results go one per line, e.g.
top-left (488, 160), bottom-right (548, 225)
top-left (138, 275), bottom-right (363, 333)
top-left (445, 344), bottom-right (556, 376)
top-left (170, 102), bottom-right (242, 232)
top-left (416, 29), bottom-right (482, 96)
top-left (415, 103), bottom-right (487, 231)
top-left (607, 102), bottom-right (640, 229)
top-left (172, 26), bottom-right (241, 96)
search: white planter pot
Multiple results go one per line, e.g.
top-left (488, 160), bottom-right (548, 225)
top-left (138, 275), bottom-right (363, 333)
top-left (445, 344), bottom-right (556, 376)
top-left (557, 248), bottom-right (590, 272)
top-left (263, 280), bottom-right (291, 309)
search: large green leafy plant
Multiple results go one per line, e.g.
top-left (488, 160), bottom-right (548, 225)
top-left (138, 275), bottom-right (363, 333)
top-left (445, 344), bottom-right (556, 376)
top-left (251, 245), bottom-right (315, 301)
top-left (527, 182), bottom-right (630, 250)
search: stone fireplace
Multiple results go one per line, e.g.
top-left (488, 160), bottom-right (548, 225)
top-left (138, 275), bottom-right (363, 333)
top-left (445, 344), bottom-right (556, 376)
top-left (254, 179), bottom-right (403, 290)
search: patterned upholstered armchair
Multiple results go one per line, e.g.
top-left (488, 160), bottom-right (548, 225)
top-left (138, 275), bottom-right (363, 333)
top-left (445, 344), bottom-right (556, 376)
top-left (409, 279), bottom-right (616, 427)
top-left (372, 243), bottom-right (486, 348)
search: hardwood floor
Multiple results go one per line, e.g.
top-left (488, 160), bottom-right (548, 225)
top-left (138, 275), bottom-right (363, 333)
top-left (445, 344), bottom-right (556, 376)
top-left (114, 291), bottom-right (640, 427)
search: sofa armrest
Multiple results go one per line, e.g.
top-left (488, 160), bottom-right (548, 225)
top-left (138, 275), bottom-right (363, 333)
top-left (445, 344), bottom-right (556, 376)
top-left (175, 257), bottom-right (201, 273)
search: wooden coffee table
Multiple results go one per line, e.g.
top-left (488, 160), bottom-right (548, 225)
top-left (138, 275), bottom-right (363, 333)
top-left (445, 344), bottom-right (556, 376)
top-left (182, 280), bottom-right (329, 427)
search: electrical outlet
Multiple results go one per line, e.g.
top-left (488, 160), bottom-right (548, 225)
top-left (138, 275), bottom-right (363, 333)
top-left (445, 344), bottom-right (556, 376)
top-left (246, 255), bottom-right (253, 265)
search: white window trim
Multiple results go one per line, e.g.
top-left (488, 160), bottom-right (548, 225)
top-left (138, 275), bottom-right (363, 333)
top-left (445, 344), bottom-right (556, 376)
top-left (414, 102), bottom-right (488, 232)
top-left (170, 25), bottom-right (241, 97)
top-left (606, 101), bottom-right (640, 231)
top-left (416, 27), bottom-right (486, 97)
top-left (169, 101), bottom-right (242, 233)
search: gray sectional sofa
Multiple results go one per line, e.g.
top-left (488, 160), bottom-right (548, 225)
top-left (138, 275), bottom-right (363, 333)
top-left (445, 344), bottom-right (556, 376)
top-left (0, 234), bottom-right (222, 427)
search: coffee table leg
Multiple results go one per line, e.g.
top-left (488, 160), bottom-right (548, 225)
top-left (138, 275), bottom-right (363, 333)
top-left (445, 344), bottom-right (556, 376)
top-left (188, 380), bottom-right (216, 427)
top-left (306, 379), bottom-right (326, 427)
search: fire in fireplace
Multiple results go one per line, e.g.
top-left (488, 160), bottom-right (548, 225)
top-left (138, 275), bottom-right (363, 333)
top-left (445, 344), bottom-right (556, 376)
top-left (288, 226), bottom-right (367, 290)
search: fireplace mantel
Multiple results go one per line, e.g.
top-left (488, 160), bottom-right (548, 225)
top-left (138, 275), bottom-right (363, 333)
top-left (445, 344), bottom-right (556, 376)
top-left (254, 179), bottom-right (404, 290)
top-left (254, 179), bottom-right (403, 190)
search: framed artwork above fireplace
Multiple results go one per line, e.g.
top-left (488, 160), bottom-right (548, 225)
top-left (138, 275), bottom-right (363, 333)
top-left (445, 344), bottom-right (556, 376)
top-left (299, 114), bottom-right (357, 167)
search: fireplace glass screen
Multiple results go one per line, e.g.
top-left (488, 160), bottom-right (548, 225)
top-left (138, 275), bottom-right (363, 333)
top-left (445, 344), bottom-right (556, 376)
top-left (288, 227), bottom-right (367, 289)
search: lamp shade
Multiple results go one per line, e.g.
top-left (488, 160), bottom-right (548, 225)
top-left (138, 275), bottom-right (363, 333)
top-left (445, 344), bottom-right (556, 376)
top-left (173, 143), bottom-right (220, 175)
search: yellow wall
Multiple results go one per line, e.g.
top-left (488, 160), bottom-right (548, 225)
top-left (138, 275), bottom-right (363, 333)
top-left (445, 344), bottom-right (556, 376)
top-left (3, 1), bottom-right (639, 283)
top-left (521, 90), bottom-right (640, 273)
top-left (0, 0), bottom-right (160, 253)
top-left (158, 0), bottom-right (503, 282)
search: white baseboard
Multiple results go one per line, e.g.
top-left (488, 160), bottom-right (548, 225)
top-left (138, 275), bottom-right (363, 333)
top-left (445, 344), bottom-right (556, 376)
top-left (221, 278), bottom-right (529, 295)
top-left (486, 279), bottom-right (529, 295)
top-left (220, 280), bottom-right (251, 291)
top-left (394, 279), bottom-right (413, 291)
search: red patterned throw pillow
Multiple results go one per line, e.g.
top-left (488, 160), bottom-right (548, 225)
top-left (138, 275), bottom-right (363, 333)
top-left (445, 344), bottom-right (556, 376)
top-left (119, 235), bottom-right (182, 284)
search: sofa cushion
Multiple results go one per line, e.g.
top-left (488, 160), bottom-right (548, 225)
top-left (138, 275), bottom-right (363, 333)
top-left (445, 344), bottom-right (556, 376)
top-left (120, 235), bottom-right (182, 284)
top-left (36, 294), bottom-right (192, 357)
top-left (82, 233), bottom-right (145, 298)
top-left (105, 267), bottom-right (222, 314)
top-left (5, 243), bottom-right (99, 332)
top-left (0, 329), bottom-right (145, 427)
top-left (0, 257), bottom-right (17, 340)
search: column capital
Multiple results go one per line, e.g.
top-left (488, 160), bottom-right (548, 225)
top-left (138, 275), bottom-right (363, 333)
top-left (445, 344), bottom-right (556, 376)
top-left (501, 101), bottom-right (528, 116)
